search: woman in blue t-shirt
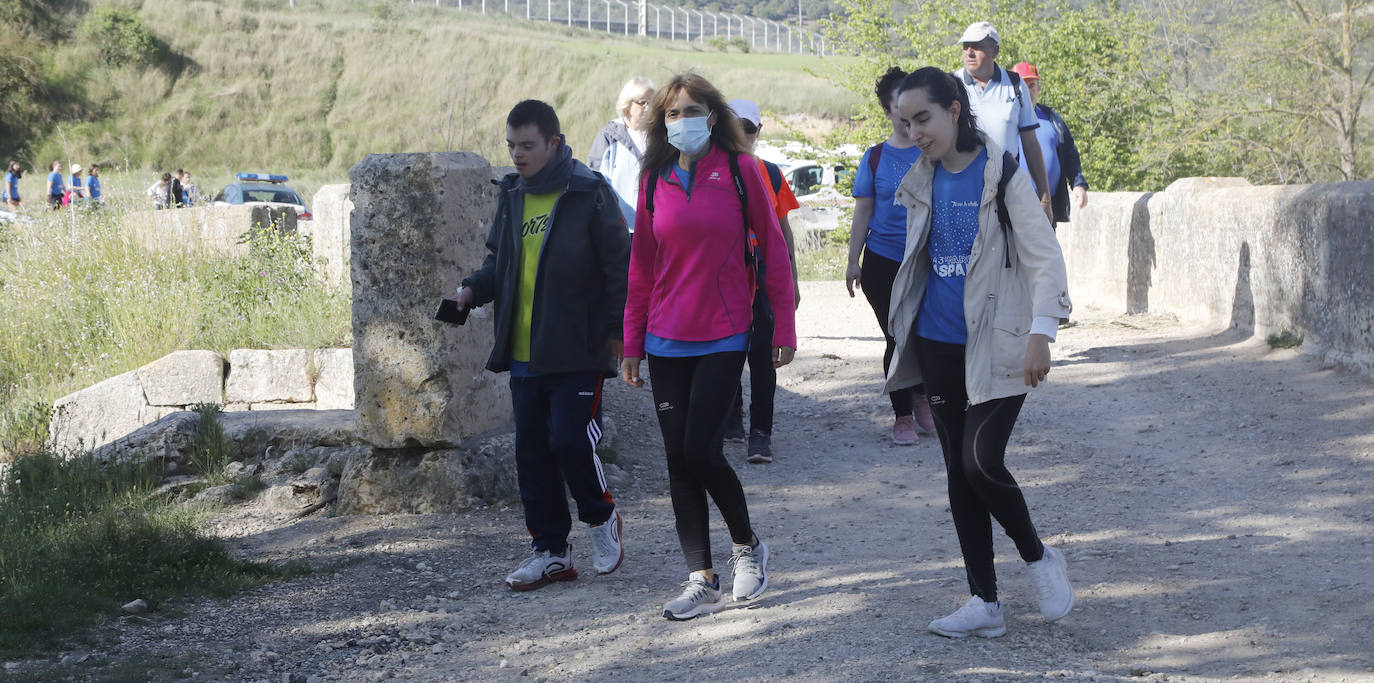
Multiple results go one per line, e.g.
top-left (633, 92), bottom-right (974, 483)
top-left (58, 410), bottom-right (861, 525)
top-left (845, 67), bottom-right (933, 446)
top-left (3, 161), bottom-right (21, 208)
top-left (45, 160), bottom-right (65, 209)
top-left (887, 67), bottom-right (1074, 640)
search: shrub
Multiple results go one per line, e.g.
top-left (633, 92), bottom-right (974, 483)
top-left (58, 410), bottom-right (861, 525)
top-left (79, 7), bottom-right (165, 68)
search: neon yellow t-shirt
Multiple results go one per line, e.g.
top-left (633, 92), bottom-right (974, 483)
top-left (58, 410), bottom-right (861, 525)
top-left (510, 191), bottom-right (560, 362)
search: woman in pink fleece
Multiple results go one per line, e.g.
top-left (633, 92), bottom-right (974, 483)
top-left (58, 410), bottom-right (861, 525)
top-left (620, 73), bottom-right (797, 621)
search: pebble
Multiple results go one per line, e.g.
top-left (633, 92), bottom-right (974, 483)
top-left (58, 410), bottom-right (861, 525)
top-left (121, 598), bottom-right (150, 614)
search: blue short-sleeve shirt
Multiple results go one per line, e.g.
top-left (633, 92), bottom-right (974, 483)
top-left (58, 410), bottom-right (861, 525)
top-left (852, 142), bottom-right (922, 263)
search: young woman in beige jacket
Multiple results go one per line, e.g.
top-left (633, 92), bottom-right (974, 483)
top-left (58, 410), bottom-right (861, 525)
top-left (887, 67), bottom-right (1075, 639)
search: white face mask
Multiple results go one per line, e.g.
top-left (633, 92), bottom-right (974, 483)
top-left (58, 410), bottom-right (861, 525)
top-left (666, 114), bottom-right (712, 156)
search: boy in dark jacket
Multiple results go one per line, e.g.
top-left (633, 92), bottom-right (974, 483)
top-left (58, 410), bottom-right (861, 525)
top-left (453, 100), bottom-right (631, 591)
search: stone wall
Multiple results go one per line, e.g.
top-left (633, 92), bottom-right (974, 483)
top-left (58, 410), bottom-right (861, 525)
top-left (48, 348), bottom-right (354, 454)
top-left (1057, 177), bottom-right (1374, 375)
top-left (307, 184), bottom-right (353, 292)
top-left (123, 205), bottom-right (298, 256)
top-left (349, 152), bottom-right (512, 448)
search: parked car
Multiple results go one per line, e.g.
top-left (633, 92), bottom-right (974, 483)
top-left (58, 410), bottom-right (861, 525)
top-left (211, 173), bottom-right (311, 220)
top-left (782, 161), bottom-right (849, 198)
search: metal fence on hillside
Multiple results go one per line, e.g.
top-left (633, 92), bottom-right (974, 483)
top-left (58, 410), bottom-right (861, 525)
top-left (405, 0), bottom-right (831, 55)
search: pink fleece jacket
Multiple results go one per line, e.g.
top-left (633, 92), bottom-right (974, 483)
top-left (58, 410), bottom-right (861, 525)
top-left (623, 146), bottom-right (798, 358)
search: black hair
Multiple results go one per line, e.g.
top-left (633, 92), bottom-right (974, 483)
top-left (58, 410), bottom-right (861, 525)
top-left (506, 99), bottom-right (561, 142)
top-left (897, 67), bottom-right (983, 153)
top-left (875, 66), bottom-right (907, 114)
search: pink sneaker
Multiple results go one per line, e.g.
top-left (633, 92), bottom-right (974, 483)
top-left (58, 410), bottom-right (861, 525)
top-left (892, 415), bottom-right (918, 445)
top-left (913, 394), bottom-right (936, 435)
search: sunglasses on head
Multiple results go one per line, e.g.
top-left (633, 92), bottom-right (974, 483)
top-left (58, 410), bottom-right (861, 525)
top-left (740, 121), bottom-right (759, 135)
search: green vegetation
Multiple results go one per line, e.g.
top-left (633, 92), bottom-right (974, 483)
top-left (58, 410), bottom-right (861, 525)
top-left (0, 190), bottom-right (350, 460)
top-left (820, 0), bottom-right (1374, 190)
top-left (1266, 331), bottom-right (1304, 349)
top-left (0, 443), bottom-right (303, 655)
top-left (3, 0), bottom-right (856, 173)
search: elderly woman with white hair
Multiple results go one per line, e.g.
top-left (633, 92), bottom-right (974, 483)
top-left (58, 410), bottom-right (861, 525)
top-left (588, 76), bottom-right (654, 229)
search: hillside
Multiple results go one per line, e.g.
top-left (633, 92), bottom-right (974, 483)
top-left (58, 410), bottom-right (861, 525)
top-left (13, 0), bottom-right (857, 174)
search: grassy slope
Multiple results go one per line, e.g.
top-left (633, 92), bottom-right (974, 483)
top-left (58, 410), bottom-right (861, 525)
top-left (45, 0), bottom-right (857, 174)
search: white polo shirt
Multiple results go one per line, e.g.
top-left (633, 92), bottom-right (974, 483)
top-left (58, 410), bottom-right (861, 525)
top-left (955, 65), bottom-right (1038, 159)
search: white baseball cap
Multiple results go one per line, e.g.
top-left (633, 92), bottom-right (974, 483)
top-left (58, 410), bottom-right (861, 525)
top-left (958, 21), bottom-right (1000, 45)
top-left (728, 99), bottom-right (762, 127)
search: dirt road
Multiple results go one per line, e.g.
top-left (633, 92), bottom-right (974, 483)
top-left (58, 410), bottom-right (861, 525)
top-left (26, 281), bottom-right (1374, 682)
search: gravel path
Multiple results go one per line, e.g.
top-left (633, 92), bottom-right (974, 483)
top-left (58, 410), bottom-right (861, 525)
top-left (15, 281), bottom-right (1374, 682)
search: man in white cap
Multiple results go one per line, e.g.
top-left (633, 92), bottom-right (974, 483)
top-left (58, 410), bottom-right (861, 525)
top-left (954, 21), bottom-right (1054, 223)
top-left (723, 98), bottom-right (800, 465)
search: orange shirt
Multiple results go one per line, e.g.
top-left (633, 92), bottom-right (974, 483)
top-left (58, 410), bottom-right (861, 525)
top-left (757, 158), bottom-right (800, 221)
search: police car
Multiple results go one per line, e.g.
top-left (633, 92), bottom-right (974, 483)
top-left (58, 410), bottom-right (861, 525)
top-left (210, 173), bottom-right (311, 220)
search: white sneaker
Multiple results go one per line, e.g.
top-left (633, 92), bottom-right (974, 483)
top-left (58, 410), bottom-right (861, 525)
top-left (504, 547), bottom-right (578, 591)
top-left (1027, 544), bottom-right (1074, 621)
top-left (587, 508), bottom-right (624, 575)
top-left (662, 574), bottom-right (725, 621)
top-left (729, 539), bottom-right (769, 601)
top-left (928, 595), bottom-right (1006, 638)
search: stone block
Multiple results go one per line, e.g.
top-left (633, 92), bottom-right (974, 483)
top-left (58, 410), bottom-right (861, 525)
top-left (311, 184), bottom-right (353, 292)
top-left (137, 350), bottom-right (225, 406)
top-left (225, 349), bottom-right (314, 404)
top-left (349, 152), bottom-right (511, 448)
top-left (335, 433), bottom-right (517, 514)
top-left (49, 370), bottom-right (148, 454)
top-left (250, 402), bottom-right (317, 411)
top-left (313, 348), bottom-right (354, 410)
top-left (90, 409), bottom-right (360, 467)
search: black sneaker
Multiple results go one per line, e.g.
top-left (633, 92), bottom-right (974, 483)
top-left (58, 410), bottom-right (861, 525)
top-left (746, 430), bottom-right (772, 464)
top-left (723, 413), bottom-right (746, 442)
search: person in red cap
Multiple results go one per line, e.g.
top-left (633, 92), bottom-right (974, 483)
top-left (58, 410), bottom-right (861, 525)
top-left (1011, 62), bottom-right (1089, 224)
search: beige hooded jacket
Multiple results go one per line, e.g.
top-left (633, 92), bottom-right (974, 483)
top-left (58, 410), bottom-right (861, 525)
top-left (884, 140), bottom-right (1072, 406)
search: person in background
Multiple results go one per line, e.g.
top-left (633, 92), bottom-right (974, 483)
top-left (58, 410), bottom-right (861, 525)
top-left (954, 22), bottom-right (1054, 224)
top-left (3, 161), bottom-right (21, 208)
top-left (888, 67), bottom-right (1075, 639)
top-left (68, 164), bottom-right (86, 203)
top-left (46, 161), bottom-right (65, 210)
top-left (846, 66), bottom-right (935, 445)
top-left (453, 99), bottom-right (630, 592)
top-left (1010, 62), bottom-right (1088, 224)
top-left (172, 169), bottom-right (186, 208)
top-left (588, 77), bottom-right (655, 229)
top-left (147, 173), bottom-right (172, 210)
top-left (181, 170), bottom-right (199, 207)
top-left (721, 97), bottom-right (801, 464)
top-left (86, 164), bottom-right (103, 204)
top-left (621, 73), bottom-right (796, 620)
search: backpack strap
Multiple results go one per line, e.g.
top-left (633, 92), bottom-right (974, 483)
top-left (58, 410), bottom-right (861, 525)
top-left (762, 159), bottom-right (783, 195)
top-left (1006, 69), bottom-right (1025, 112)
top-left (866, 143), bottom-right (883, 175)
top-left (644, 170), bottom-right (657, 216)
top-left (727, 152), bottom-right (758, 269)
top-left (994, 151), bottom-right (1019, 269)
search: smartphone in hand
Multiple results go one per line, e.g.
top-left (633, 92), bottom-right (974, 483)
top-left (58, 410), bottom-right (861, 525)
top-left (434, 298), bottom-right (469, 325)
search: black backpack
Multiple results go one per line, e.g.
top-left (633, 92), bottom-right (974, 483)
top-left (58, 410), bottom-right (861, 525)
top-left (993, 150), bottom-right (1020, 269)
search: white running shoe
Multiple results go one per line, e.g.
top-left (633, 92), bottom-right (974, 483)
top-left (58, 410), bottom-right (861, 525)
top-left (662, 574), bottom-right (725, 621)
top-left (504, 547), bottom-right (578, 591)
top-left (928, 595), bottom-right (1006, 638)
top-left (729, 540), bottom-right (769, 601)
top-left (1027, 544), bottom-right (1074, 621)
top-left (587, 508), bottom-right (624, 575)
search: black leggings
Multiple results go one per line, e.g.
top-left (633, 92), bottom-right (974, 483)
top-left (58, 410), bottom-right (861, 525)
top-left (915, 336), bottom-right (1044, 603)
top-left (648, 351), bottom-right (754, 572)
top-left (860, 246), bottom-right (922, 415)
top-left (732, 288), bottom-right (775, 434)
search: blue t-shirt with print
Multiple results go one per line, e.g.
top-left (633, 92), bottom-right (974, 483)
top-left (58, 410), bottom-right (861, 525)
top-left (87, 176), bottom-right (102, 199)
top-left (852, 142), bottom-right (921, 263)
top-left (4, 172), bottom-right (17, 200)
top-left (48, 171), bottom-right (64, 195)
top-left (918, 149), bottom-right (989, 345)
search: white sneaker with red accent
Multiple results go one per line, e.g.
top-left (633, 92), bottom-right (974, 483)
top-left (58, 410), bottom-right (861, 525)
top-left (588, 508), bottom-right (624, 575)
top-left (504, 547), bottom-right (578, 591)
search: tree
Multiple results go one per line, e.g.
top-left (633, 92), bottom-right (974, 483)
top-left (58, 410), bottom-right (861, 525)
top-left (822, 0), bottom-right (1165, 190)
